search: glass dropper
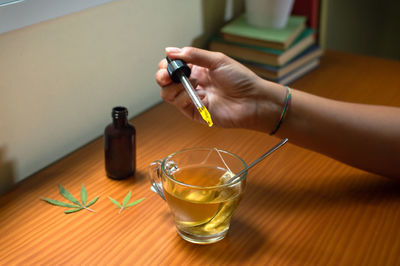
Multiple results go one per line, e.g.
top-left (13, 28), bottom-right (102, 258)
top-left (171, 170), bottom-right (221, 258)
top-left (166, 56), bottom-right (213, 127)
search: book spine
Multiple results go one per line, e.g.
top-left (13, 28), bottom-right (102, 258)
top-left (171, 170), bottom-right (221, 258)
top-left (292, 0), bottom-right (319, 30)
top-left (209, 41), bottom-right (279, 66)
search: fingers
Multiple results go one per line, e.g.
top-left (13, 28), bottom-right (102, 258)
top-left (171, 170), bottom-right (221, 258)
top-left (172, 88), bottom-right (193, 110)
top-left (160, 82), bottom-right (183, 103)
top-left (165, 47), bottom-right (226, 70)
top-left (159, 78), bottom-right (199, 102)
top-left (158, 57), bottom-right (194, 72)
top-left (155, 68), bottom-right (171, 87)
top-left (160, 82), bottom-right (194, 115)
top-left (158, 58), bottom-right (168, 69)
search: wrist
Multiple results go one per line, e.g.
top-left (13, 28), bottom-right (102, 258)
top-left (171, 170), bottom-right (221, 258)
top-left (270, 86), bottom-right (291, 135)
top-left (252, 79), bottom-right (288, 133)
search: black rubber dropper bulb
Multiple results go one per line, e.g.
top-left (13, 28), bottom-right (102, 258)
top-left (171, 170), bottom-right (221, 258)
top-left (166, 56), bottom-right (191, 83)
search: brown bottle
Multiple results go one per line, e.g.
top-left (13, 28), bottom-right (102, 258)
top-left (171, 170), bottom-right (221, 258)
top-left (104, 106), bottom-right (136, 180)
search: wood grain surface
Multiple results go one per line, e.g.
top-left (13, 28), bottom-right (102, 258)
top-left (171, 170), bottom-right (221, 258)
top-left (1, 50), bottom-right (400, 265)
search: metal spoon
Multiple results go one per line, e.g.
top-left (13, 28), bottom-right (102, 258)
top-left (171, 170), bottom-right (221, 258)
top-left (225, 138), bottom-right (289, 184)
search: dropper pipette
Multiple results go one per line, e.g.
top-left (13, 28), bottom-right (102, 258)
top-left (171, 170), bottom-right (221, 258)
top-left (166, 56), bottom-right (213, 127)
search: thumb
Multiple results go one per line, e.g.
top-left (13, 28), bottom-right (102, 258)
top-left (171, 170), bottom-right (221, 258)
top-left (165, 47), bottom-right (224, 70)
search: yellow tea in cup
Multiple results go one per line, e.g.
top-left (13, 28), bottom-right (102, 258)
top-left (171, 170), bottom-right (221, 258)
top-left (165, 165), bottom-right (243, 238)
top-left (149, 148), bottom-right (247, 244)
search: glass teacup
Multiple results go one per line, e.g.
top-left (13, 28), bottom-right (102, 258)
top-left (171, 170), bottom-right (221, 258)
top-left (149, 147), bottom-right (247, 244)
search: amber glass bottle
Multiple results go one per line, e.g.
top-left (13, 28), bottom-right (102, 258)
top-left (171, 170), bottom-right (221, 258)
top-left (104, 106), bottom-right (136, 180)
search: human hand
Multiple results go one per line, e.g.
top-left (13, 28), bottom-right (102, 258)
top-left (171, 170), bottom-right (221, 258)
top-left (155, 47), bottom-right (283, 131)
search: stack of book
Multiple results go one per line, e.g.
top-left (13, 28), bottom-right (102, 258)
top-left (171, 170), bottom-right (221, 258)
top-left (209, 14), bottom-right (322, 85)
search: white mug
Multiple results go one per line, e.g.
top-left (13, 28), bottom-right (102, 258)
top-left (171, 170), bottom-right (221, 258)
top-left (245, 0), bottom-right (295, 28)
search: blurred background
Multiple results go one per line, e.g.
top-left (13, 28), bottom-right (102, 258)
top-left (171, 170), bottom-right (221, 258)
top-left (0, 0), bottom-right (398, 194)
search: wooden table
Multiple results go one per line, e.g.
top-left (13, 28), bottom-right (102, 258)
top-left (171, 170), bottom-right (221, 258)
top-left (1, 51), bottom-right (400, 265)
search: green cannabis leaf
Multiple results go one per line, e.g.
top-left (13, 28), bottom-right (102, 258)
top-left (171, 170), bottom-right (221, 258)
top-left (108, 190), bottom-right (144, 214)
top-left (81, 184), bottom-right (87, 206)
top-left (41, 184), bottom-right (100, 214)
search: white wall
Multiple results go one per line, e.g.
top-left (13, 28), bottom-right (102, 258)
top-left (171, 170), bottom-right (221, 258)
top-left (0, 0), bottom-right (230, 194)
top-left (0, 0), bottom-right (117, 34)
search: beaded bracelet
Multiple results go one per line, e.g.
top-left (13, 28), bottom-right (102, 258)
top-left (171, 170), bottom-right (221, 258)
top-left (270, 86), bottom-right (292, 135)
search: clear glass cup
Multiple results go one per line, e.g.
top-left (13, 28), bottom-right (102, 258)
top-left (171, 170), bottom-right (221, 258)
top-left (149, 147), bottom-right (247, 244)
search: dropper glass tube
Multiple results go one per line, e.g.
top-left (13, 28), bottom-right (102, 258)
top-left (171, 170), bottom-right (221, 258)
top-left (178, 74), bottom-right (213, 127)
top-left (166, 57), bottom-right (213, 127)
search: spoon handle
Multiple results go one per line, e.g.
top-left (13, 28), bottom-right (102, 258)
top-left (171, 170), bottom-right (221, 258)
top-left (228, 138), bottom-right (288, 183)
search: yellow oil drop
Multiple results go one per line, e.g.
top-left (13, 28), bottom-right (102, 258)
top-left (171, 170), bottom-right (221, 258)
top-left (198, 106), bottom-right (213, 127)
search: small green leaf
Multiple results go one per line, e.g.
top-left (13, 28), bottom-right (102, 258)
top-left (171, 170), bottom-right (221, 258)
top-left (122, 190), bottom-right (132, 208)
top-left (126, 198), bottom-right (145, 207)
top-left (86, 196), bottom-right (100, 208)
top-left (41, 197), bottom-right (80, 208)
top-left (64, 207), bottom-right (84, 214)
top-left (108, 196), bottom-right (122, 208)
top-left (58, 184), bottom-right (81, 206)
top-left (80, 184), bottom-right (87, 206)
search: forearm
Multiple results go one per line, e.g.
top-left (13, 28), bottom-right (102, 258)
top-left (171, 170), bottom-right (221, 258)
top-left (257, 82), bottom-right (400, 178)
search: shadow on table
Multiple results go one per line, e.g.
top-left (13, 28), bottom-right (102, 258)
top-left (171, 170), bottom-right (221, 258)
top-left (244, 174), bottom-right (400, 213)
top-left (170, 217), bottom-right (266, 263)
top-left (113, 169), bottom-right (148, 186)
